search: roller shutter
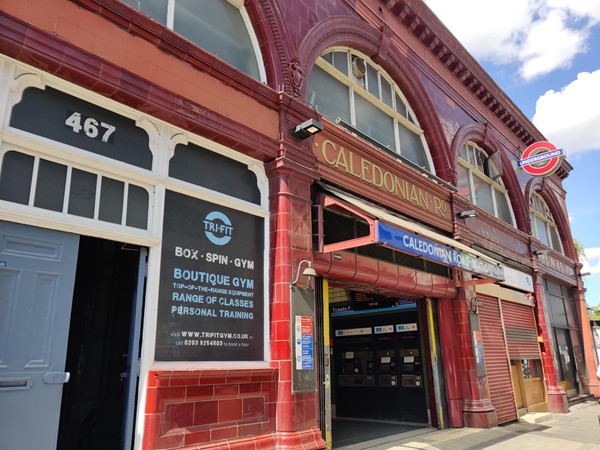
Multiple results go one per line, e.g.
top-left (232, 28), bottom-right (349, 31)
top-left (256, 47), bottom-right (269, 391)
top-left (478, 295), bottom-right (517, 424)
top-left (501, 301), bottom-right (540, 359)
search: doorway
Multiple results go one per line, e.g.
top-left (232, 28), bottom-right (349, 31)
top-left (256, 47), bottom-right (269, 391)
top-left (57, 236), bottom-right (145, 449)
top-left (0, 222), bottom-right (145, 450)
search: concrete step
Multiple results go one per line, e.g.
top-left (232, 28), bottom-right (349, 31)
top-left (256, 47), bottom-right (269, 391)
top-left (519, 412), bottom-right (553, 424)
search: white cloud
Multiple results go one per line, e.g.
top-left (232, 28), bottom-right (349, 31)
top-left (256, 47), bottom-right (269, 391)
top-left (581, 247), bottom-right (600, 274)
top-left (425, 0), bottom-right (600, 80)
top-left (532, 70), bottom-right (600, 156)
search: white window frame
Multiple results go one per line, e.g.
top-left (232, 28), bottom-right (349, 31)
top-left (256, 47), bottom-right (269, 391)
top-left (530, 191), bottom-right (563, 253)
top-left (458, 142), bottom-right (516, 226)
top-left (311, 48), bottom-right (435, 173)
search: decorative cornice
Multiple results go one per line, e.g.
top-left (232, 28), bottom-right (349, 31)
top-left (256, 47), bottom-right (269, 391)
top-left (385, 0), bottom-right (546, 148)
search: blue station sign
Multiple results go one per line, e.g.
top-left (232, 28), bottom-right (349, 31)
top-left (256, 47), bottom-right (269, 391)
top-left (376, 222), bottom-right (504, 280)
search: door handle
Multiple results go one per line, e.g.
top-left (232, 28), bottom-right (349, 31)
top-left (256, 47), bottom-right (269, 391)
top-left (43, 372), bottom-right (70, 384)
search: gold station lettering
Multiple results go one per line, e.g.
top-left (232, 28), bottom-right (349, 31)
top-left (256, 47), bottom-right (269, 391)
top-left (321, 139), bottom-right (448, 218)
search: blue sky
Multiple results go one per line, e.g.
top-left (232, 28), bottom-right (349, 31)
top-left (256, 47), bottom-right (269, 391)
top-left (424, 1), bottom-right (600, 306)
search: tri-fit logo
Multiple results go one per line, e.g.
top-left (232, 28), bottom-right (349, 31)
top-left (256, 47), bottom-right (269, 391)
top-left (203, 211), bottom-right (233, 246)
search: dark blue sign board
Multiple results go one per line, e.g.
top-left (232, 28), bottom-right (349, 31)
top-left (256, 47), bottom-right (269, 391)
top-left (376, 222), bottom-right (504, 280)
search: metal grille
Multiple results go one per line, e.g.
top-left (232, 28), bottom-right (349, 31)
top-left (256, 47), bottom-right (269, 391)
top-left (502, 301), bottom-right (541, 359)
top-left (478, 295), bottom-right (517, 424)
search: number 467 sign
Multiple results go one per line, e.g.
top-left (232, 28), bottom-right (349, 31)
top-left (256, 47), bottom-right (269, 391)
top-left (65, 112), bottom-right (116, 143)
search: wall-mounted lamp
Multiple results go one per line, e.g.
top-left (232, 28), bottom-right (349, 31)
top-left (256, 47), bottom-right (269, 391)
top-left (291, 259), bottom-right (317, 285)
top-left (580, 272), bottom-right (592, 278)
top-left (457, 210), bottom-right (479, 219)
top-left (291, 119), bottom-right (323, 140)
top-left (533, 249), bottom-right (549, 256)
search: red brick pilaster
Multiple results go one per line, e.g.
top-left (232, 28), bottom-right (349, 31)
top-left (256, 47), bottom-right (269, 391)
top-left (266, 154), bottom-right (324, 449)
top-left (454, 282), bottom-right (497, 428)
top-left (533, 272), bottom-right (569, 412)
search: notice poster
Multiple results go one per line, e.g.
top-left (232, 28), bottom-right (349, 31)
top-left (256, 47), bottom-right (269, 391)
top-left (155, 190), bottom-right (264, 361)
top-left (295, 316), bottom-right (314, 370)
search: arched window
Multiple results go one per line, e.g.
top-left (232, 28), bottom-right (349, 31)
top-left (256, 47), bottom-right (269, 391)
top-left (305, 49), bottom-right (434, 172)
top-left (457, 142), bottom-right (515, 226)
top-left (530, 192), bottom-right (563, 253)
top-left (121, 0), bottom-right (265, 81)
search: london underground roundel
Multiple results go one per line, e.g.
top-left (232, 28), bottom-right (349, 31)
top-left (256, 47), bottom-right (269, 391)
top-left (518, 141), bottom-right (565, 176)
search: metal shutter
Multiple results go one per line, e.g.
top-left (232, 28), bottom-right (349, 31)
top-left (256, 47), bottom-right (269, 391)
top-left (501, 301), bottom-right (540, 359)
top-left (478, 295), bottom-right (517, 424)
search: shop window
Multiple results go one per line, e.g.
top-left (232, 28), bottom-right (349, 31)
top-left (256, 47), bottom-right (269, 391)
top-left (530, 192), bottom-right (563, 253)
top-left (306, 49), bottom-right (434, 172)
top-left (121, 0), bottom-right (264, 81)
top-left (169, 143), bottom-right (260, 204)
top-left (457, 142), bottom-right (515, 226)
top-left (521, 358), bottom-right (543, 379)
top-left (0, 150), bottom-right (149, 230)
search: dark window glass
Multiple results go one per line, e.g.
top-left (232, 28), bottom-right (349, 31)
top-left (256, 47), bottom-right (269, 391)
top-left (306, 66), bottom-right (351, 123)
top-left (398, 123), bottom-right (428, 168)
top-left (173, 0), bottom-right (260, 79)
top-left (0, 151), bottom-right (34, 204)
top-left (126, 184), bottom-right (149, 229)
top-left (169, 143), bottom-right (260, 204)
top-left (68, 169), bottom-right (97, 218)
top-left (34, 160), bottom-right (67, 212)
top-left (99, 177), bottom-right (125, 224)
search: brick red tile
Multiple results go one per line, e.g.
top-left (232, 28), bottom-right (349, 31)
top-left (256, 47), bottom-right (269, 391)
top-left (186, 384), bottom-right (214, 400)
top-left (183, 429), bottom-right (211, 446)
top-left (163, 402), bottom-right (195, 431)
top-left (142, 414), bottom-right (159, 450)
top-left (226, 373), bottom-right (251, 384)
top-left (214, 383), bottom-right (239, 398)
top-left (238, 422), bottom-right (262, 437)
top-left (239, 382), bottom-right (262, 396)
top-left (211, 425), bottom-right (238, 441)
top-left (145, 386), bottom-right (158, 413)
top-left (170, 374), bottom-right (201, 387)
top-left (194, 400), bottom-right (219, 426)
top-left (219, 398), bottom-right (243, 422)
top-left (243, 397), bottom-right (265, 421)
top-left (229, 438), bottom-right (258, 450)
top-left (254, 434), bottom-right (277, 449)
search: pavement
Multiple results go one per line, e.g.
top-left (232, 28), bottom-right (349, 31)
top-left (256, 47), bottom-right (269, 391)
top-left (335, 400), bottom-right (600, 450)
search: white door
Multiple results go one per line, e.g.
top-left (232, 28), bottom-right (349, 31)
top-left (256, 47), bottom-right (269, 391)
top-left (0, 221), bottom-right (79, 450)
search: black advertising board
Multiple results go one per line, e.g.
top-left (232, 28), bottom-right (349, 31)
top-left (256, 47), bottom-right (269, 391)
top-left (155, 190), bottom-right (264, 361)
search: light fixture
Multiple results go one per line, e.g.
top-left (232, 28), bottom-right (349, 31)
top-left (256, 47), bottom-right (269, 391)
top-left (580, 272), bottom-right (592, 277)
top-left (533, 249), bottom-right (549, 256)
top-left (291, 259), bottom-right (317, 285)
top-left (457, 210), bottom-right (479, 219)
top-left (291, 119), bottom-right (323, 140)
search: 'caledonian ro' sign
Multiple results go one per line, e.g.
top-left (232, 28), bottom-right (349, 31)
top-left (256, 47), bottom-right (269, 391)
top-left (314, 136), bottom-right (451, 220)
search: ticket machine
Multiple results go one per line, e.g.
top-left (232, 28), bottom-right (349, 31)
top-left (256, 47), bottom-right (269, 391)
top-left (400, 348), bottom-right (423, 388)
top-left (376, 349), bottom-right (397, 388)
top-left (334, 340), bottom-right (377, 418)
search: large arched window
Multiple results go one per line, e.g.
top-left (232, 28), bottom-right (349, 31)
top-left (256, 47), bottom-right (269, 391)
top-left (121, 0), bottom-right (265, 81)
top-left (457, 142), bottom-right (515, 226)
top-left (530, 192), bottom-right (563, 253)
top-left (305, 49), bottom-right (434, 172)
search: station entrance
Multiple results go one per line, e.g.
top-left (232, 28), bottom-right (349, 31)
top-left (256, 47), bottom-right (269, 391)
top-left (321, 286), bottom-right (436, 448)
